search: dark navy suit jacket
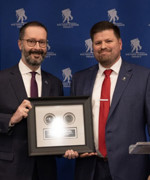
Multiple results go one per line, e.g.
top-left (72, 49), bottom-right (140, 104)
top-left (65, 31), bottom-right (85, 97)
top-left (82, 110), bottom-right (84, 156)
top-left (71, 61), bottom-right (150, 180)
top-left (0, 65), bottom-right (63, 180)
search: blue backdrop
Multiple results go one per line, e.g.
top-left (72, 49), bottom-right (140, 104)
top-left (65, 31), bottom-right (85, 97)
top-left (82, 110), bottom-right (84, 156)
top-left (0, 0), bottom-right (150, 179)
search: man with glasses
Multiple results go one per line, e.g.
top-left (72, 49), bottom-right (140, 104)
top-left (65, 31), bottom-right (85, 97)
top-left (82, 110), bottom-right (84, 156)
top-left (0, 21), bottom-right (63, 180)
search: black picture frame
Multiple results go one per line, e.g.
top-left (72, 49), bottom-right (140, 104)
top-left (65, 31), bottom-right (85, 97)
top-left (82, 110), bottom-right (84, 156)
top-left (27, 96), bottom-right (94, 156)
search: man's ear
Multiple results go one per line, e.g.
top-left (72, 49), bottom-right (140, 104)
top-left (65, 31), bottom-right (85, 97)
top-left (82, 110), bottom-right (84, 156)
top-left (119, 38), bottom-right (122, 51)
top-left (18, 40), bottom-right (22, 50)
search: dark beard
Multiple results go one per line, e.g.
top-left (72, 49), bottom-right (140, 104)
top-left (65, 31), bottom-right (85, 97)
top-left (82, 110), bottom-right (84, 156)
top-left (26, 57), bottom-right (44, 66)
top-left (24, 49), bottom-right (46, 66)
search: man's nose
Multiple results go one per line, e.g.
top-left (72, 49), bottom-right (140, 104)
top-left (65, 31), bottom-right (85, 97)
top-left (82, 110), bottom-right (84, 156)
top-left (34, 42), bottom-right (41, 48)
top-left (101, 42), bottom-right (106, 49)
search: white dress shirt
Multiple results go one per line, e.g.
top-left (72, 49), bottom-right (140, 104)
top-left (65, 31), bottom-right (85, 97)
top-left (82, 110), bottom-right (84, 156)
top-left (92, 57), bottom-right (122, 156)
top-left (18, 59), bottom-right (42, 97)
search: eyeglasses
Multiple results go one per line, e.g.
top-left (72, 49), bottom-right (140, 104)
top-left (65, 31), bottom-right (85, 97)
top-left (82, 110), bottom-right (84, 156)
top-left (21, 39), bottom-right (48, 48)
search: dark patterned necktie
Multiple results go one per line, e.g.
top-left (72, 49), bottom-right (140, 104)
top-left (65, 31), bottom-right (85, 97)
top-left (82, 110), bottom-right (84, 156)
top-left (30, 71), bottom-right (38, 97)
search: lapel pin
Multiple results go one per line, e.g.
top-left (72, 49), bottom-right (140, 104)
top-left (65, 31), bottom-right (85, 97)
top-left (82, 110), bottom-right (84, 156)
top-left (45, 80), bottom-right (48, 84)
top-left (122, 77), bottom-right (126, 81)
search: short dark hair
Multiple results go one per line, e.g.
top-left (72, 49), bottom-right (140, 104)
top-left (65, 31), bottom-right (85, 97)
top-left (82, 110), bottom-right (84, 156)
top-left (90, 21), bottom-right (121, 41)
top-left (19, 21), bottom-right (48, 40)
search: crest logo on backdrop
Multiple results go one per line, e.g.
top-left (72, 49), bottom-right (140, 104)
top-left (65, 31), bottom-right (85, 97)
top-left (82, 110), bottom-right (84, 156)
top-left (57, 8), bottom-right (79, 28)
top-left (108, 9), bottom-right (119, 24)
top-left (62, 9), bottom-right (73, 23)
top-left (125, 38), bottom-right (147, 58)
top-left (62, 67), bottom-right (72, 88)
top-left (11, 8), bottom-right (27, 28)
top-left (80, 38), bottom-right (94, 58)
top-left (107, 8), bottom-right (125, 26)
top-left (131, 38), bottom-right (142, 53)
top-left (46, 41), bottom-right (56, 58)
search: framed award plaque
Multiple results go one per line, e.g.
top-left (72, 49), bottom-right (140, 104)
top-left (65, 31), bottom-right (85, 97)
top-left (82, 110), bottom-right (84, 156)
top-left (27, 96), bottom-right (94, 156)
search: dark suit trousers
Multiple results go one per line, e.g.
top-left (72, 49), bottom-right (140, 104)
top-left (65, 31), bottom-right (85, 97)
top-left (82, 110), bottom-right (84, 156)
top-left (75, 156), bottom-right (112, 180)
top-left (94, 157), bottom-right (112, 180)
top-left (32, 156), bottom-right (57, 180)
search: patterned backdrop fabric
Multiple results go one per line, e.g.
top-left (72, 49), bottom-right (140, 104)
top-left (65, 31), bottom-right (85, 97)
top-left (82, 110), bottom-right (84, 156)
top-left (0, 0), bottom-right (150, 179)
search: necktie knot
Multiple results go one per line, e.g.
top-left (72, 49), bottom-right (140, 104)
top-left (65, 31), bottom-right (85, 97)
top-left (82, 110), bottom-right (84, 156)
top-left (31, 71), bottom-right (37, 78)
top-left (104, 69), bottom-right (112, 77)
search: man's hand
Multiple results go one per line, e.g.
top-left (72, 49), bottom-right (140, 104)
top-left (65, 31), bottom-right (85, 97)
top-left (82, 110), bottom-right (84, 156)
top-left (79, 152), bottom-right (98, 158)
top-left (64, 150), bottom-right (97, 159)
top-left (9, 99), bottom-right (32, 125)
top-left (64, 149), bottom-right (79, 159)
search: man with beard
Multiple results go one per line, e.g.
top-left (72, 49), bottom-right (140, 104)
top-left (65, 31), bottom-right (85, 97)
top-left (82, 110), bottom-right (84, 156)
top-left (64, 21), bottom-right (150, 180)
top-left (0, 21), bottom-right (63, 180)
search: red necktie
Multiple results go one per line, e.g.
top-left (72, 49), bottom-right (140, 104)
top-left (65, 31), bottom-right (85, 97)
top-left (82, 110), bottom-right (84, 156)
top-left (99, 69), bottom-right (112, 157)
top-left (30, 72), bottom-right (38, 97)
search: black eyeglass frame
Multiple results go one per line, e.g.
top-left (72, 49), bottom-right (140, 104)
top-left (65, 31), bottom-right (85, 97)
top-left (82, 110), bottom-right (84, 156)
top-left (21, 39), bottom-right (48, 48)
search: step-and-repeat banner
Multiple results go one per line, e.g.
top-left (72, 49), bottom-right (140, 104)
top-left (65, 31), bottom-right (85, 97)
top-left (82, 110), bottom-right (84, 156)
top-left (0, 0), bottom-right (150, 179)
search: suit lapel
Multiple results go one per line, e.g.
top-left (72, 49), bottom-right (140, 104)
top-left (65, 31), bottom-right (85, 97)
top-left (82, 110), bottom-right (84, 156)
top-left (41, 71), bottom-right (51, 97)
top-left (108, 61), bottom-right (133, 119)
top-left (9, 65), bottom-right (27, 104)
top-left (86, 65), bottom-right (99, 95)
top-left (9, 67), bottom-right (51, 100)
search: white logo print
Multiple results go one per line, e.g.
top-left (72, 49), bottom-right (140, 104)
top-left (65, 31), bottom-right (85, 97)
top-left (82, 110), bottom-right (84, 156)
top-left (80, 38), bottom-right (94, 58)
top-left (62, 9), bottom-right (73, 23)
top-left (130, 38), bottom-right (142, 53)
top-left (16, 8), bottom-right (27, 23)
top-left (62, 68), bottom-right (72, 88)
top-left (11, 8), bottom-right (27, 28)
top-left (85, 39), bottom-right (93, 53)
top-left (57, 8), bottom-right (79, 29)
top-left (108, 9), bottom-right (119, 23)
top-left (107, 8), bottom-right (125, 26)
top-left (46, 41), bottom-right (56, 58)
top-left (125, 38), bottom-right (147, 58)
top-left (47, 43), bottom-right (51, 51)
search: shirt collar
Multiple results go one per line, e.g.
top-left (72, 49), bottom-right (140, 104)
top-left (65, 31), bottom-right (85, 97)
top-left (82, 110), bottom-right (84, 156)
top-left (19, 59), bottom-right (41, 75)
top-left (98, 57), bottom-right (122, 76)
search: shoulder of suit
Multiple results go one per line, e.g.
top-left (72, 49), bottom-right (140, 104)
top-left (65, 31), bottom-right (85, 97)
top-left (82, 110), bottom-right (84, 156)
top-left (122, 60), bottom-right (150, 73)
top-left (41, 69), bottom-right (62, 82)
top-left (73, 64), bottom-right (98, 75)
top-left (0, 64), bottom-right (19, 75)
